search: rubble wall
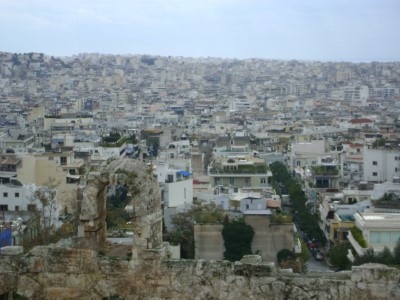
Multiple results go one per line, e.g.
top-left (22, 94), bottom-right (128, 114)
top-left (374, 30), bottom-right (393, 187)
top-left (1, 247), bottom-right (400, 300)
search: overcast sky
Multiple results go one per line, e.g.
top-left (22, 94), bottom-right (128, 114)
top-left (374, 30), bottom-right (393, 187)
top-left (0, 0), bottom-right (399, 62)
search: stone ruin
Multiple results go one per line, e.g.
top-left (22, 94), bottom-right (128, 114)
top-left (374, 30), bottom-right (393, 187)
top-left (0, 159), bottom-right (400, 299)
top-left (72, 159), bottom-right (163, 256)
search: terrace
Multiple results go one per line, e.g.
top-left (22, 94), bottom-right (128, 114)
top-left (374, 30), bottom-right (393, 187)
top-left (209, 164), bottom-right (269, 175)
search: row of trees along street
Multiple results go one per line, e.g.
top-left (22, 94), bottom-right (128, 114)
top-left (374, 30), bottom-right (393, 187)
top-left (270, 161), bottom-right (400, 271)
top-left (270, 161), bottom-right (326, 246)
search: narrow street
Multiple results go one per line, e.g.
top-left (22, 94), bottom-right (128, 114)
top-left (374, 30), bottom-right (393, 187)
top-left (307, 256), bottom-right (331, 272)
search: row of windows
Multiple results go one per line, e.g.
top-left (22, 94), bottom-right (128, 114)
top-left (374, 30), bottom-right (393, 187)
top-left (0, 204), bottom-right (36, 211)
top-left (1, 192), bottom-right (20, 198)
top-left (215, 178), bottom-right (267, 185)
top-left (370, 231), bottom-right (400, 244)
top-left (372, 168), bottom-right (399, 176)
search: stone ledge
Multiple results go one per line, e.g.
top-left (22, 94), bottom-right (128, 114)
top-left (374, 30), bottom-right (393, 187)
top-left (0, 246), bottom-right (23, 256)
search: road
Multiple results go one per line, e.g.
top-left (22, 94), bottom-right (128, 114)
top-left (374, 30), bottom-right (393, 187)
top-left (307, 256), bottom-right (331, 272)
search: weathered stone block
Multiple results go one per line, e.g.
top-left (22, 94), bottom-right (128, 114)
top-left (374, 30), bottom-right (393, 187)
top-left (0, 246), bottom-right (23, 256)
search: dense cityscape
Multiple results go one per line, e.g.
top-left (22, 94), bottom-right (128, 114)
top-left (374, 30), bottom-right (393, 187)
top-left (1, 51), bottom-right (400, 299)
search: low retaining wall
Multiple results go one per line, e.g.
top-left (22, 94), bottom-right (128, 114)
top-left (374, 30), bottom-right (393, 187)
top-left (0, 245), bottom-right (399, 299)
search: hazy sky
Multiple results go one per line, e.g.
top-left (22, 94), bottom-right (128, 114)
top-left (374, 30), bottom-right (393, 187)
top-left (0, 0), bottom-right (399, 62)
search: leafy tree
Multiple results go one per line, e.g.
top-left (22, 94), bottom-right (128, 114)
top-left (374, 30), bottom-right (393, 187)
top-left (372, 137), bottom-right (387, 148)
top-left (167, 210), bottom-right (195, 258)
top-left (166, 200), bottom-right (224, 259)
top-left (222, 219), bottom-right (254, 262)
top-left (23, 177), bottom-right (76, 250)
top-left (297, 239), bottom-right (311, 263)
top-left (350, 227), bottom-right (367, 248)
top-left (354, 246), bottom-right (397, 266)
top-left (126, 134), bottom-right (138, 144)
top-left (277, 239), bottom-right (309, 273)
top-left (353, 248), bottom-right (376, 266)
top-left (328, 242), bottom-right (352, 270)
top-left (277, 248), bottom-right (295, 263)
top-left (393, 239), bottom-right (400, 265)
top-left (377, 247), bottom-right (394, 265)
top-left (30, 177), bottom-right (60, 243)
top-left (106, 184), bottom-right (130, 230)
top-left (270, 161), bottom-right (326, 246)
top-left (279, 257), bottom-right (308, 273)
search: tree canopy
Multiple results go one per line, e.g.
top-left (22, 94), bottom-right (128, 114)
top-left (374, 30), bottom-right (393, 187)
top-left (165, 200), bottom-right (225, 259)
top-left (222, 219), bottom-right (254, 262)
top-left (270, 161), bottom-right (326, 246)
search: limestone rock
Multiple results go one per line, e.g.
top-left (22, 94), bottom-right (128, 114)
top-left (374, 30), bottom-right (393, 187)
top-left (0, 246), bottom-right (23, 255)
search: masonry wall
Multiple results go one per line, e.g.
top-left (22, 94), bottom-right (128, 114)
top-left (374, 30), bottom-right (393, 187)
top-left (1, 245), bottom-right (400, 300)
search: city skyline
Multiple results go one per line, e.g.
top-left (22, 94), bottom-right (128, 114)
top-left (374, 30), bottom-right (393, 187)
top-left (0, 0), bottom-right (400, 62)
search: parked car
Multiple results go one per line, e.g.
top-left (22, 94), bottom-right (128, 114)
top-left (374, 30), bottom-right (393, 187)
top-left (314, 251), bottom-right (324, 261)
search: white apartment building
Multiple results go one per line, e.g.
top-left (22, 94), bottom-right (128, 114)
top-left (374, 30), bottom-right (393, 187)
top-left (0, 180), bottom-right (30, 218)
top-left (290, 140), bottom-right (326, 172)
top-left (349, 213), bottom-right (400, 255)
top-left (156, 161), bottom-right (193, 231)
top-left (363, 145), bottom-right (400, 182)
top-left (0, 180), bottom-right (60, 227)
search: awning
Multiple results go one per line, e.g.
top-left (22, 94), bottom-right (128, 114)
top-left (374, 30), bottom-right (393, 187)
top-left (177, 170), bottom-right (191, 177)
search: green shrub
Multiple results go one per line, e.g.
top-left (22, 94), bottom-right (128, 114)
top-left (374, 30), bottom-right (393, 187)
top-left (277, 248), bottom-right (295, 263)
top-left (222, 219), bottom-right (254, 262)
top-left (350, 227), bottom-right (367, 248)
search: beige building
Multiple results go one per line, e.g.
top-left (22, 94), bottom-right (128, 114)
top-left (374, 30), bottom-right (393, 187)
top-left (17, 147), bottom-right (84, 212)
top-left (208, 155), bottom-right (272, 192)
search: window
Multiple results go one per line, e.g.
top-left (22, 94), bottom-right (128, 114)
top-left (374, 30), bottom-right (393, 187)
top-left (372, 172), bottom-right (378, 176)
top-left (244, 177), bottom-right (250, 185)
top-left (27, 204), bottom-right (37, 212)
top-left (215, 177), bottom-right (220, 185)
top-left (0, 205), bottom-right (8, 211)
top-left (395, 157), bottom-right (398, 161)
top-left (372, 161), bottom-right (377, 166)
top-left (60, 157), bottom-right (67, 166)
top-left (167, 174), bottom-right (174, 183)
top-left (229, 177), bottom-right (234, 185)
top-left (3, 192), bottom-right (8, 197)
top-left (260, 178), bottom-right (266, 184)
top-left (15, 205), bottom-right (19, 211)
top-left (15, 192), bottom-right (19, 198)
top-left (296, 160), bottom-right (301, 166)
top-left (370, 231), bottom-right (400, 244)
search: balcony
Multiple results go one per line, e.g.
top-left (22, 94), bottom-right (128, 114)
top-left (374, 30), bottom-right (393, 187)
top-left (347, 232), bottom-right (367, 256)
top-left (312, 165), bottom-right (339, 176)
top-left (209, 165), bottom-right (269, 175)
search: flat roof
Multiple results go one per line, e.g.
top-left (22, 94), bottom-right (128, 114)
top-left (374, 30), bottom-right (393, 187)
top-left (243, 209), bottom-right (272, 216)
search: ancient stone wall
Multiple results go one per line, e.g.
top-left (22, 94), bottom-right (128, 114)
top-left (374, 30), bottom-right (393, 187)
top-left (1, 246), bottom-right (400, 299)
top-left (105, 159), bottom-right (163, 255)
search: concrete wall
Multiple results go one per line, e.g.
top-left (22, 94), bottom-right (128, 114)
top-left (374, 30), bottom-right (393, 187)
top-left (194, 224), bottom-right (224, 260)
